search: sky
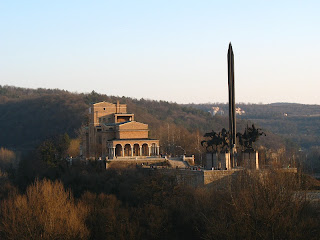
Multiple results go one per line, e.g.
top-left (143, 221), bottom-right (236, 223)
top-left (1, 0), bottom-right (320, 105)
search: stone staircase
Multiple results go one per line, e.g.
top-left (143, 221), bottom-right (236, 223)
top-left (167, 159), bottom-right (189, 168)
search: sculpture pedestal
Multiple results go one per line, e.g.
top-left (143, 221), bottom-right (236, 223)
top-left (206, 152), bottom-right (231, 170)
top-left (239, 151), bottom-right (259, 169)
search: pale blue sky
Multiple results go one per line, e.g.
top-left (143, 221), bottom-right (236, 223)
top-left (1, 1), bottom-right (319, 104)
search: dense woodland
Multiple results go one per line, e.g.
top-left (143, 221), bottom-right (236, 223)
top-left (0, 86), bottom-right (281, 155)
top-left (0, 85), bottom-right (320, 239)
top-left (1, 85), bottom-right (319, 170)
top-left (0, 147), bottom-right (320, 240)
top-left (0, 144), bottom-right (320, 240)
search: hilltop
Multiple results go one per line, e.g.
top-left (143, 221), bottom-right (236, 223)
top-left (0, 85), bottom-right (230, 153)
top-left (187, 102), bottom-right (320, 149)
top-left (0, 85), bottom-right (318, 164)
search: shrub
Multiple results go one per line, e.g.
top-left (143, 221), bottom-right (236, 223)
top-left (0, 147), bottom-right (16, 171)
top-left (80, 192), bottom-right (139, 240)
top-left (0, 179), bottom-right (89, 240)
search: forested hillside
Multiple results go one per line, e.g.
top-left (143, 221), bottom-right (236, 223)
top-left (0, 85), bottom-right (282, 154)
top-left (1, 85), bottom-right (320, 170)
top-left (0, 86), bottom-right (320, 239)
top-left (187, 103), bottom-right (320, 149)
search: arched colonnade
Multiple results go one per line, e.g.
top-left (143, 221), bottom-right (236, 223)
top-left (108, 142), bottom-right (159, 158)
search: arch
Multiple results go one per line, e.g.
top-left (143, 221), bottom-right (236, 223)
top-left (142, 144), bottom-right (149, 156)
top-left (133, 144), bottom-right (140, 156)
top-left (124, 144), bottom-right (132, 157)
top-left (151, 143), bottom-right (157, 156)
top-left (115, 144), bottom-right (122, 157)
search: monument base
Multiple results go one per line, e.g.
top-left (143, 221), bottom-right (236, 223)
top-left (238, 151), bottom-right (259, 169)
top-left (206, 152), bottom-right (231, 170)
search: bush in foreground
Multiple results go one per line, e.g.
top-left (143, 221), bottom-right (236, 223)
top-left (0, 179), bottom-right (89, 240)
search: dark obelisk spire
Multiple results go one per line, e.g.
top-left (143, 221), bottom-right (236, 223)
top-left (228, 43), bottom-right (236, 167)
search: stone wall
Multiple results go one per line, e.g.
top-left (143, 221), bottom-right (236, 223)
top-left (157, 169), bottom-right (241, 187)
top-left (206, 152), bottom-right (231, 170)
top-left (238, 151), bottom-right (259, 169)
top-left (90, 101), bottom-right (127, 126)
top-left (117, 130), bottom-right (149, 139)
top-left (107, 158), bottom-right (166, 169)
top-left (159, 169), bottom-right (204, 187)
top-left (203, 169), bottom-right (240, 185)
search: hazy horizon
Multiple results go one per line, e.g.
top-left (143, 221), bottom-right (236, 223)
top-left (1, 1), bottom-right (319, 105)
top-left (3, 84), bottom-right (320, 106)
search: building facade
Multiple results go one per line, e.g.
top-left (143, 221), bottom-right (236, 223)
top-left (82, 101), bottom-right (160, 159)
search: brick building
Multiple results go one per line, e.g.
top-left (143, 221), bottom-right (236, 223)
top-left (82, 101), bottom-right (160, 159)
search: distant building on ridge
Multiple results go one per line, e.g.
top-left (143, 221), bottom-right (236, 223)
top-left (235, 107), bottom-right (245, 115)
top-left (209, 107), bottom-right (224, 116)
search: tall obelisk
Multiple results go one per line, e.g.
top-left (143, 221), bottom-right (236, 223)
top-left (228, 43), bottom-right (236, 167)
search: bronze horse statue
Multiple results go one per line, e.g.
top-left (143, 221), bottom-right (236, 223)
top-left (201, 128), bottom-right (230, 153)
top-left (237, 124), bottom-right (266, 152)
